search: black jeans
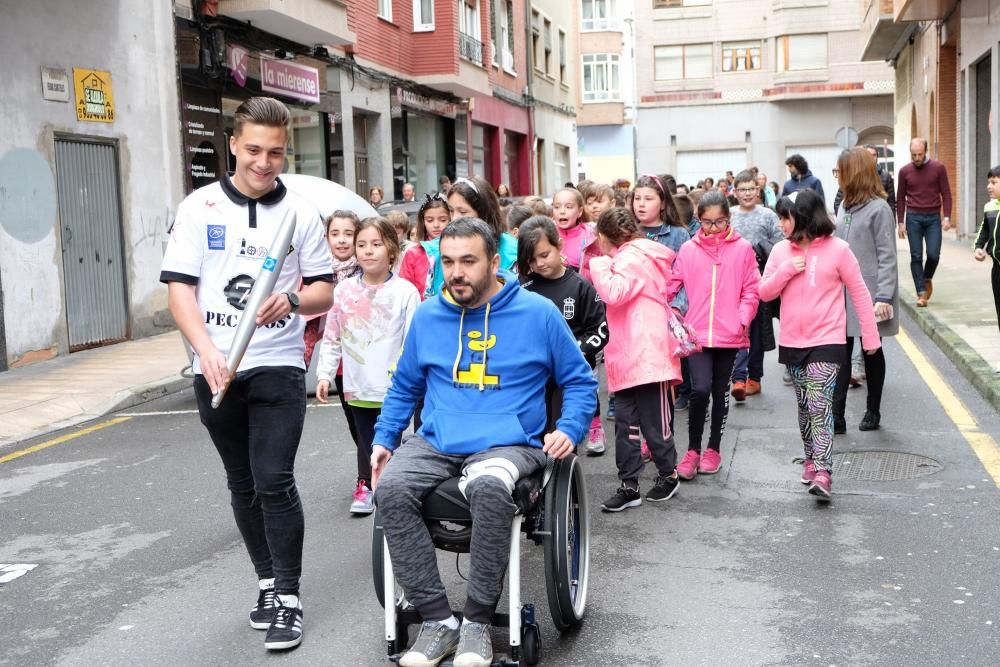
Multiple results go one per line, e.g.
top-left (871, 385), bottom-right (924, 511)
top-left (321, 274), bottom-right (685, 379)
top-left (194, 366), bottom-right (307, 595)
top-left (732, 307), bottom-right (766, 382)
top-left (833, 336), bottom-right (886, 417)
top-left (333, 374), bottom-right (360, 455)
top-left (688, 348), bottom-right (738, 452)
top-left (350, 404), bottom-right (380, 485)
top-left (993, 262), bottom-right (1000, 333)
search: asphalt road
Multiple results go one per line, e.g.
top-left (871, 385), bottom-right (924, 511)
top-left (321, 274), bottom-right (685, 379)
top-left (2, 313), bottom-right (999, 667)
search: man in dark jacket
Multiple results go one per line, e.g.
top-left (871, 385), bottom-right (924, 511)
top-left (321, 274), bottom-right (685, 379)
top-left (780, 154), bottom-right (826, 202)
top-left (834, 145), bottom-right (896, 215)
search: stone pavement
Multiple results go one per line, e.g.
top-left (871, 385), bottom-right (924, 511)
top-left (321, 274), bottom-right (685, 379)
top-left (0, 331), bottom-right (190, 448)
top-left (897, 234), bottom-right (1000, 410)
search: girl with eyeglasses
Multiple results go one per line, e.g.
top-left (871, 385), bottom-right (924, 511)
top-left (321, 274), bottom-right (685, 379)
top-left (665, 191), bottom-right (761, 480)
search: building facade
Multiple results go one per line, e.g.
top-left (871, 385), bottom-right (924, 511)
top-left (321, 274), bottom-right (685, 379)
top-left (864, 0), bottom-right (1000, 238)
top-left (0, 1), bottom-right (184, 369)
top-left (634, 0), bottom-right (896, 209)
top-left (577, 0), bottom-right (637, 186)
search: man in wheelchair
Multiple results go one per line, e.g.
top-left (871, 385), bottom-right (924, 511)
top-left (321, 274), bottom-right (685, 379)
top-left (370, 218), bottom-right (597, 667)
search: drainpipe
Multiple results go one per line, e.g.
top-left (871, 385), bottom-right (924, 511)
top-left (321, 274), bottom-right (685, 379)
top-left (524, 0), bottom-right (536, 194)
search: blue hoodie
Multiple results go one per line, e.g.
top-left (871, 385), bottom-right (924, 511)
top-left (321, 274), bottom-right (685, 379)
top-left (373, 270), bottom-right (598, 455)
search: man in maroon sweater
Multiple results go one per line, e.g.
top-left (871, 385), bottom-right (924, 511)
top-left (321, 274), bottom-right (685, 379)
top-left (897, 138), bottom-right (953, 307)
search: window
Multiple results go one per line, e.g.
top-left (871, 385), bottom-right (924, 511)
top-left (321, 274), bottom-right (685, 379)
top-left (544, 18), bottom-right (552, 75)
top-left (582, 0), bottom-right (619, 31)
top-left (532, 11), bottom-right (542, 72)
top-left (378, 0), bottom-right (392, 21)
top-left (460, 0), bottom-right (483, 64)
top-left (653, 0), bottom-right (712, 7)
top-left (559, 30), bottom-right (567, 83)
top-left (490, 0), bottom-right (498, 66)
top-left (582, 53), bottom-right (620, 101)
top-left (722, 41), bottom-right (761, 72)
top-left (654, 43), bottom-right (712, 80)
top-left (413, 0), bottom-right (434, 30)
top-left (777, 34), bottom-right (827, 71)
top-left (500, 0), bottom-right (515, 72)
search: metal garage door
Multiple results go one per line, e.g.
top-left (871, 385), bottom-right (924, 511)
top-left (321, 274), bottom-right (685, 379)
top-left (54, 137), bottom-right (129, 350)
top-left (675, 149), bottom-right (748, 190)
top-left (785, 145), bottom-right (841, 211)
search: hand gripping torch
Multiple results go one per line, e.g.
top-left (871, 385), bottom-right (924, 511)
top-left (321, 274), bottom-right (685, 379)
top-left (212, 209), bottom-right (298, 408)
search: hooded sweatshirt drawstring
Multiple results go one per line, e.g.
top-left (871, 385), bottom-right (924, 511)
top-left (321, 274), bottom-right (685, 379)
top-left (452, 308), bottom-right (467, 385)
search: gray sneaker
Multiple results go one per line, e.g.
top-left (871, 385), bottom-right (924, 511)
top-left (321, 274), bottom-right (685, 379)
top-left (453, 622), bottom-right (493, 667)
top-left (399, 621), bottom-right (460, 667)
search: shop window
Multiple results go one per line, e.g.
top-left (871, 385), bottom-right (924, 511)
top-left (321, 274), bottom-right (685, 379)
top-left (413, 0), bottom-right (434, 30)
top-left (582, 53), bottom-right (620, 102)
top-left (722, 41), bottom-right (761, 72)
top-left (554, 144), bottom-right (570, 190)
top-left (582, 0), bottom-right (619, 31)
top-left (654, 43), bottom-right (712, 80)
top-left (288, 108), bottom-right (324, 177)
top-left (379, 0), bottom-right (393, 21)
top-left (777, 34), bottom-right (827, 71)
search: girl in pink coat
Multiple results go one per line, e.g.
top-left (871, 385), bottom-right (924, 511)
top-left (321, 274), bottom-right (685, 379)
top-left (761, 190), bottom-right (881, 500)
top-left (590, 208), bottom-right (683, 512)
top-left (665, 191), bottom-right (761, 480)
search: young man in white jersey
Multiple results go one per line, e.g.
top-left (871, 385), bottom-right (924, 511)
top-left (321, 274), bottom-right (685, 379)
top-left (160, 97), bottom-right (334, 651)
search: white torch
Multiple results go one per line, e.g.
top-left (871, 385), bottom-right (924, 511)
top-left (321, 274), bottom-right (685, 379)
top-left (212, 209), bottom-right (298, 408)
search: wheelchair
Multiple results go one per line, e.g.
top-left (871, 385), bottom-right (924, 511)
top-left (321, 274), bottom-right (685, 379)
top-left (371, 454), bottom-right (591, 666)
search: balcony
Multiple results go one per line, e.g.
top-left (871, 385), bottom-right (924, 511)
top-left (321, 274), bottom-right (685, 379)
top-left (860, 0), bottom-right (916, 61)
top-left (218, 0), bottom-right (354, 46)
top-left (893, 0), bottom-right (956, 21)
top-left (416, 31), bottom-right (490, 98)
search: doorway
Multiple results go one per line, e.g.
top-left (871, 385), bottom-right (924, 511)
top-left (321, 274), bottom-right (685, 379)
top-left (54, 136), bottom-right (129, 350)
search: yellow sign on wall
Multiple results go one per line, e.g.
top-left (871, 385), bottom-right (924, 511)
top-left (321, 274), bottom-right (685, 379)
top-left (73, 68), bottom-right (115, 123)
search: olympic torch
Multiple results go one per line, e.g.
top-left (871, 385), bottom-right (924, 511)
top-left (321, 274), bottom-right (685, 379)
top-left (212, 209), bottom-right (298, 408)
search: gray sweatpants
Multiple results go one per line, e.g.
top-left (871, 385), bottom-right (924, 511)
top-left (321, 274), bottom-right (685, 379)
top-left (374, 434), bottom-right (547, 624)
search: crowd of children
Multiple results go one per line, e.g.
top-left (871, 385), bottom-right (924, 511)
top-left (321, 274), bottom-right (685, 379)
top-left (307, 156), bottom-right (983, 511)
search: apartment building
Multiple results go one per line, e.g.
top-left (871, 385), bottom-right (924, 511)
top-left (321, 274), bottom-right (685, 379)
top-left (577, 0), bottom-right (638, 185)
top-left (634, 0), bottom-right (896, 209)
top-left (529, 1), bottom-right (581, 194)
top-left (862, 0), bottom-right (1000, 238)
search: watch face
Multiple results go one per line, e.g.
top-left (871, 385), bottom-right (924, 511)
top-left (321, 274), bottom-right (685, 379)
top-left (287, 292), bottom-right (300, 309)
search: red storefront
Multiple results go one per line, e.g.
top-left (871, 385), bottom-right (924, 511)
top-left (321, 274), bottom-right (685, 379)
top-left (468, 94), bottom-right (532, 196)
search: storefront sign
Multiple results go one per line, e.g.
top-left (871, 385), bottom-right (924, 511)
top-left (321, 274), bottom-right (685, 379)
top-left (73, 68), bottom-right (115, 122)
top-left (41, 67), bottom-right (70, 102)
top-left (395, 87), bottom-right (458, 118)
top-left (227, 45), bottom-right (249, 87)
top-left (260, 59), bottom-right (320, 105)
top-left (181, 86), bottom-right (225, 192)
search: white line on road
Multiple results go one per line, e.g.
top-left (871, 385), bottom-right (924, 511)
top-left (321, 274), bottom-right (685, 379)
top-left (0, 564), bottom-right (38, 584)
top-left (121, 402), bottom-right (341, 417)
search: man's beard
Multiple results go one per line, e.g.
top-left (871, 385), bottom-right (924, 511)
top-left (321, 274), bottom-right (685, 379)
top-left (448, 274), bottom-right (493, 307)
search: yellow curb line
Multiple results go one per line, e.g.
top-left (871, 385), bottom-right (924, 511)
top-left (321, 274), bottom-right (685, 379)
top-left (0, 416), bottom-right (132, 465)
top-left (896, 327), bottom-right (1000, 487)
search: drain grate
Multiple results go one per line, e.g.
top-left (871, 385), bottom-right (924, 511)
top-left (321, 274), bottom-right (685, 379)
top-left (831, 450), bottom-right (942, 481)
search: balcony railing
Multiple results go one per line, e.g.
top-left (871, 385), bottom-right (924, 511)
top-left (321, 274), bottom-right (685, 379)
top-left (459, 32), bottom-right (485, 67)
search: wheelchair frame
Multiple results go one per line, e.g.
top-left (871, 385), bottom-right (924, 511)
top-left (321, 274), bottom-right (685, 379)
top-left (372, 455), bottom-right (591, 666)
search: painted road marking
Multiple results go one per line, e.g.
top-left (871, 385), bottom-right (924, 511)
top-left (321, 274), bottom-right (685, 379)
top-left (0, 564), bottom-right (38, 584)
top-left (0, 417), bottom-right (131, 465)
top-left (122, 402), bottom-right (340, 417)
top-left (897, 327), bottom-right (1000, 487)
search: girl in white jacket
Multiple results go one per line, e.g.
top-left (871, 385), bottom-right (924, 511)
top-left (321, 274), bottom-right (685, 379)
top-left (316, 217), bottom-right (419, 514)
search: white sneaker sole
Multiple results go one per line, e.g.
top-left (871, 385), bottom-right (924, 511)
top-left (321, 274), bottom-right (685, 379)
top-left (250, 618), bottom-right (271, 630)
top-left (454, 652), bottom-right (493, 667)
top-left (601, 498), bottom-right (641, 512)
top-left (265, 634), bottom-right (302, 650)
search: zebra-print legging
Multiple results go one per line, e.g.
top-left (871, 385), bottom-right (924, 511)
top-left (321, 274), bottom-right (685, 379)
top-left (788, 361), bottom-right (840, 473)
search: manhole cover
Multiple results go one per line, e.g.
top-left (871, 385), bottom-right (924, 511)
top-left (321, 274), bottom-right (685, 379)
top-left (832, 450), bottom-right (942, 481)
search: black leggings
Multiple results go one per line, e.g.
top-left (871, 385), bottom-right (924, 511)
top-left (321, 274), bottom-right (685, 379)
top-left (833, 336), bottom-right (886, 416)
top-left (687, 348), bottom-right (738, 452)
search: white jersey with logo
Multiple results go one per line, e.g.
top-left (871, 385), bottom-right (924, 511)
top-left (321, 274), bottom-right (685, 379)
top-left (160, 175), bottom-right (334, 374)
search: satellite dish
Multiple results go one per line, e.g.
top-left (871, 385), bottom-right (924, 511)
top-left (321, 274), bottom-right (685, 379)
top-left (835, 127), bottom-right (859, 150)
top-left (280, 174), bottom-right (378, 220)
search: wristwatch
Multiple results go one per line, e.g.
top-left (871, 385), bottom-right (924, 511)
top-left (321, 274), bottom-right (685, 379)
top-left (284, 291), bottom-right (300, 313)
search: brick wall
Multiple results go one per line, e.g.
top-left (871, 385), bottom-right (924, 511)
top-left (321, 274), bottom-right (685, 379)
top-left (346, 0), bottom-right (458, 77)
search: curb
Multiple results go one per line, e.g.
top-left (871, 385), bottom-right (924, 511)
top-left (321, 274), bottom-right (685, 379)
top-left (899, 288), bottom-right (1000, 413)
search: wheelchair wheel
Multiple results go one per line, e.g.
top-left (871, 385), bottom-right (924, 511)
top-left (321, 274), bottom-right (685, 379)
top-left (521, 623), bottom-right (541, 665)
top-left (543, 455), bottom-right (590, 631)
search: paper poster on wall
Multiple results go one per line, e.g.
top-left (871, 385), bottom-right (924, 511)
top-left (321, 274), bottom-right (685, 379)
top-left (73, 68), bottom-right (115, 123)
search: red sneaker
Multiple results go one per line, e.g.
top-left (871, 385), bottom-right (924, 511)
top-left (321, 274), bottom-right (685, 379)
top-left (745, 379), bottom-right (761, 396)
top-left (800, 460), bottom-right (817, 485)
top-left (808, 471), bottom-right (832, 500)
top-left (640, 440), bottom-right (652, 463)
top-left (731, 381), bottom-right (746, 402)
top-left (676, 450), bottom-right (700, 480)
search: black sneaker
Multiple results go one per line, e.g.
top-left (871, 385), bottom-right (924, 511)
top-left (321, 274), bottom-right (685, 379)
top-left (249, 583), bottom-right (277, 630)
top-left (601, 483), bottom-right (641, 512)
top-left (645, 474), bottom-right (680, 502)
top-left (859, 410), bottom-right (881, 431)
top-left (264, 599), bottom-right (303, 651)
top-left (833, 416), bottom-right (847, 435)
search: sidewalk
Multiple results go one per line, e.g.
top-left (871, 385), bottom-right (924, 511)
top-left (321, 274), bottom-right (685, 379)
top-left (897, 234), bottom-right (1000, 410)
top-left (0, 331), bottom-right (190, 448)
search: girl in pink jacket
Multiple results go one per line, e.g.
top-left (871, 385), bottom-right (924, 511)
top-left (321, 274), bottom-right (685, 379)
top-left (590, 208), bottom-right (683, 512)
top-left (761, 190), bottom-right (881, 500)
top-left (665, 191), bottom-right (760, 480)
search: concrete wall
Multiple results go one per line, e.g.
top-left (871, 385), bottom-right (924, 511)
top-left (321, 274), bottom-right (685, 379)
top-left (0, 0), bottom-right (183, 366)
top-left (337, 72), bottom-right (394, 197)
top-left (579, 124), bottom-right (635, 185)
top-left (534, 107), bottom-right (579, 195)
